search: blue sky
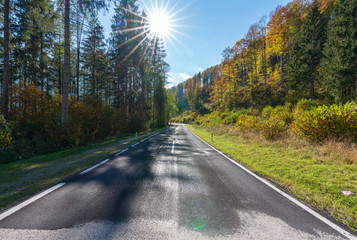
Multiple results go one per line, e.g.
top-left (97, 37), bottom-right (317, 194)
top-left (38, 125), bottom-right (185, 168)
top-left (98, 0), bottom-right (291, 87)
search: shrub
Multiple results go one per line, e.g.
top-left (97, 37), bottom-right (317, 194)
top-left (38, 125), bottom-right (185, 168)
top-left (221, 112), bottom-right (240, 124)
top-left (262, 105), bottom-right (274, 119)
top-left (260, 119), bottom-right (288, 140)
top-left (0, 115), bottom-right (12, 149)
top-left (296, 99), bottom-right (319, 112)
top-left (293, 103), bottom-right (357, 142)
top-left (236, 114), bottom-right (261, 131)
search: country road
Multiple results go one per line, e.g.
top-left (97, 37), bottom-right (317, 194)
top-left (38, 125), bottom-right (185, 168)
top-left (0, 125), bottom-right (356, 240)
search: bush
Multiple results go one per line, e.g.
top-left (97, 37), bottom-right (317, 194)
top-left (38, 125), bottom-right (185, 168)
top-left (260, 119), bottom-right (288, 140)
top-left (293, 103), bottom-right (357, 142)
top-left (0, 115), bottom-right (12, 149)
top-left (262, 105), bottom-right (274, 119)
top-left (236, 114), bottom-right (261, 131)
top-left (296, 99), bottom-right (319, 112)
top-left (221, 111), bottom-right (240, 124)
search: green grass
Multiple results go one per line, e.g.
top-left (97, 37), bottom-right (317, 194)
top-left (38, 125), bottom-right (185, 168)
top-left (188, 125), bottom-right (357, 232)
top-left (0, 128), bottom-right (164, 211)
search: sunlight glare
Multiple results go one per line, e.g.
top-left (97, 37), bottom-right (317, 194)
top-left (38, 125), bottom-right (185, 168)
top-left (148, 11), bottom-right (171, 37)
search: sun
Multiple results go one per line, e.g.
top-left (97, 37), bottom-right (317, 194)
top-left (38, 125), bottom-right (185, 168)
top-left (148, 10), bottom-right (172, 38)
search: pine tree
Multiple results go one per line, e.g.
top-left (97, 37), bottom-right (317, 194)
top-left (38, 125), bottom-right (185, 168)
top-left (82, 16), bottom-right (107, 96)
top-left (322, 0), bottom-right (357, 102)
top-left (287, 1), bottom-right (327, 100)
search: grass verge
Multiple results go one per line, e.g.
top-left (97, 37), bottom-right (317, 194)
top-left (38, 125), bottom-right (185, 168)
top-left (0, 128), bottom-right (165, 212)
top-left (187, 125), bottom-right (357, 232)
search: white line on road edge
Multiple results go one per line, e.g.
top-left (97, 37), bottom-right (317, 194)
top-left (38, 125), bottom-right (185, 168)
top-left (0, 130), bottom-right (166, 222)
top-left (0, 182), bottom-right (66, 221)
top-left (115, 148), bottom-right (129, 157)
top-left (79, 158), bottom-right (110, 175)
top-left (186, 126), bottom-right (357, 240)
top-left (131, 142), bottom-right (139, 148)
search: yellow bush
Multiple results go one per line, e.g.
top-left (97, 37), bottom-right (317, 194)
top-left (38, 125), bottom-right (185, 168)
top-left (293, 103), bottom-right (357, 142)
top-left (236, 114), bottom-right (261, 131)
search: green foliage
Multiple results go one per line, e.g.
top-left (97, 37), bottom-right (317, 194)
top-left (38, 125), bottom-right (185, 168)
top-left (295, 99), bottom-right (319, 112)
top-left (260, 119), bottom-right (288, 140)
top-left (294, 103), bottom-right (357, 142)
top-left (261, 105), bottom-right (274, 119)
top-left (0, 115), bottom-right (12, 149)
top-left (221, 112), bottom-right (241, 124)
top-left (322, 0), bottom-right (357, 102)
top-left (236, 114), bottom-right (261, 131)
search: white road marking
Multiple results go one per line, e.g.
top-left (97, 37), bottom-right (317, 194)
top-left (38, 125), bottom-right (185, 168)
top-left (79, 158), bottom-right (110, 175)
top-left (171, 140), bottom-right (175, 154)
top-left (186, 126), bottom-right (357, 240)
top-left (115, 148), bottom-right (129, 157)
top-left (0, 130), bottom-right (166, 223)
top-left (131, 142), bottom-right (139, 148)
top-left (0, 182), bottom-right (66, 221)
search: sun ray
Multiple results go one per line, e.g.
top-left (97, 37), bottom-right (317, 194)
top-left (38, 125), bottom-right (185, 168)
top-left (119, 34), bottom-right (150, 67)
top-left (113, 0), bottom-right (193, 69)
top-left (120, 25), bottom-right (148, 33)
top-left (119, 29), bottom-right (150, 48)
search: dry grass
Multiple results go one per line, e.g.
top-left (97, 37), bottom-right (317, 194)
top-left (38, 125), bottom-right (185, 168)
top-left (318, 140), bottom-right (357, 164)
top-left (194, 124), bottom-right (357, 165)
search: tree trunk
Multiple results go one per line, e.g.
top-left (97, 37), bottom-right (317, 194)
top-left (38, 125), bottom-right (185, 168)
top-left (61, 0), bottom-right (70, 127)
top-left (76, 9), bottom-right (83, 100)
top-left (31, 36), bottom-right (36, 85)
top-left (40, 32), bottom-right (44, 93)
top-left (310, 38), bottom-right (315, 99)
top-left (76, 44), bottom-right (80, 99)
top-left (1, 0), bottom-right (10, 119)
top-left (280, 53), bottom-right (284, 87)
top-left (91, 42), bottom-right (96, 96)
top-left (263, 38), bottom-right (267, 94)
top-left (140, 68), bottom-right (145, 131)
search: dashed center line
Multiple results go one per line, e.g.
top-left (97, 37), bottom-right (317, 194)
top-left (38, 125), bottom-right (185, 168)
top-left (172, 140), bottom-right (176, 154)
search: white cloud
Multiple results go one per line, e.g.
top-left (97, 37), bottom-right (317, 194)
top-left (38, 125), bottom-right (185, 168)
top-left (167, 76), bottom-right (174, 83)
top-left (179, 73), bottom-right (191, 80)
top-left (195, 67), bottom-right (203, 72)
top-left (165, 84), bottom-right (174, 89)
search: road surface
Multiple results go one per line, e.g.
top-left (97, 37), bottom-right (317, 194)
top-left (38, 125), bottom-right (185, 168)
top-left (0, 125), bottom-right (356, 240)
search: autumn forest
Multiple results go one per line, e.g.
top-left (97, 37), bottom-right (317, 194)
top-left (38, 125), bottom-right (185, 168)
top-left (0, 0), bottom-right (172, 162)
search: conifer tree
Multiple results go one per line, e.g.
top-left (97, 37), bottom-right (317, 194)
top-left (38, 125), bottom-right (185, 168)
top-left (322, 0), bottom-right (357, 102)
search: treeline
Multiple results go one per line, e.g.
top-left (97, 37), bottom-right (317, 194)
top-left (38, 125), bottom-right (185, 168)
top-left (175, 0), bottom-right (357, 114)
top-left (0, 0), bottom-right (171, 162)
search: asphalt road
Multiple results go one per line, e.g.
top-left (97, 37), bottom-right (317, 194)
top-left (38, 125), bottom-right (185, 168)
top-left (0, 125), bottom-right (356, 240)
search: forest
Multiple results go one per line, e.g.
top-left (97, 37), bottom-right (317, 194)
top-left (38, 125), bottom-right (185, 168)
top-left (172, 0), bottom-right (357, 145)
top-left (0, 0), bottom-right (174, 162)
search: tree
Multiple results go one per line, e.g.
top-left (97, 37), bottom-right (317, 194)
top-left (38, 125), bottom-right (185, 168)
top-left (1, 0), bottom-right (10, 119)
top-left (287, 1), bottom-right (327, 100)
top-left (322, 0), bottom-right (357, 102)
top-left (61, 0), bottom-right (70, 126)
top-left (61, 0), bottom-right (108, 127)
top-left (82, 16), bottom-right (107, 96)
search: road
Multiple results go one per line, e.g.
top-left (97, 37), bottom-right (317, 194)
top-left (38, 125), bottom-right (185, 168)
top-left (0, 125), bottom-right (356, 240)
